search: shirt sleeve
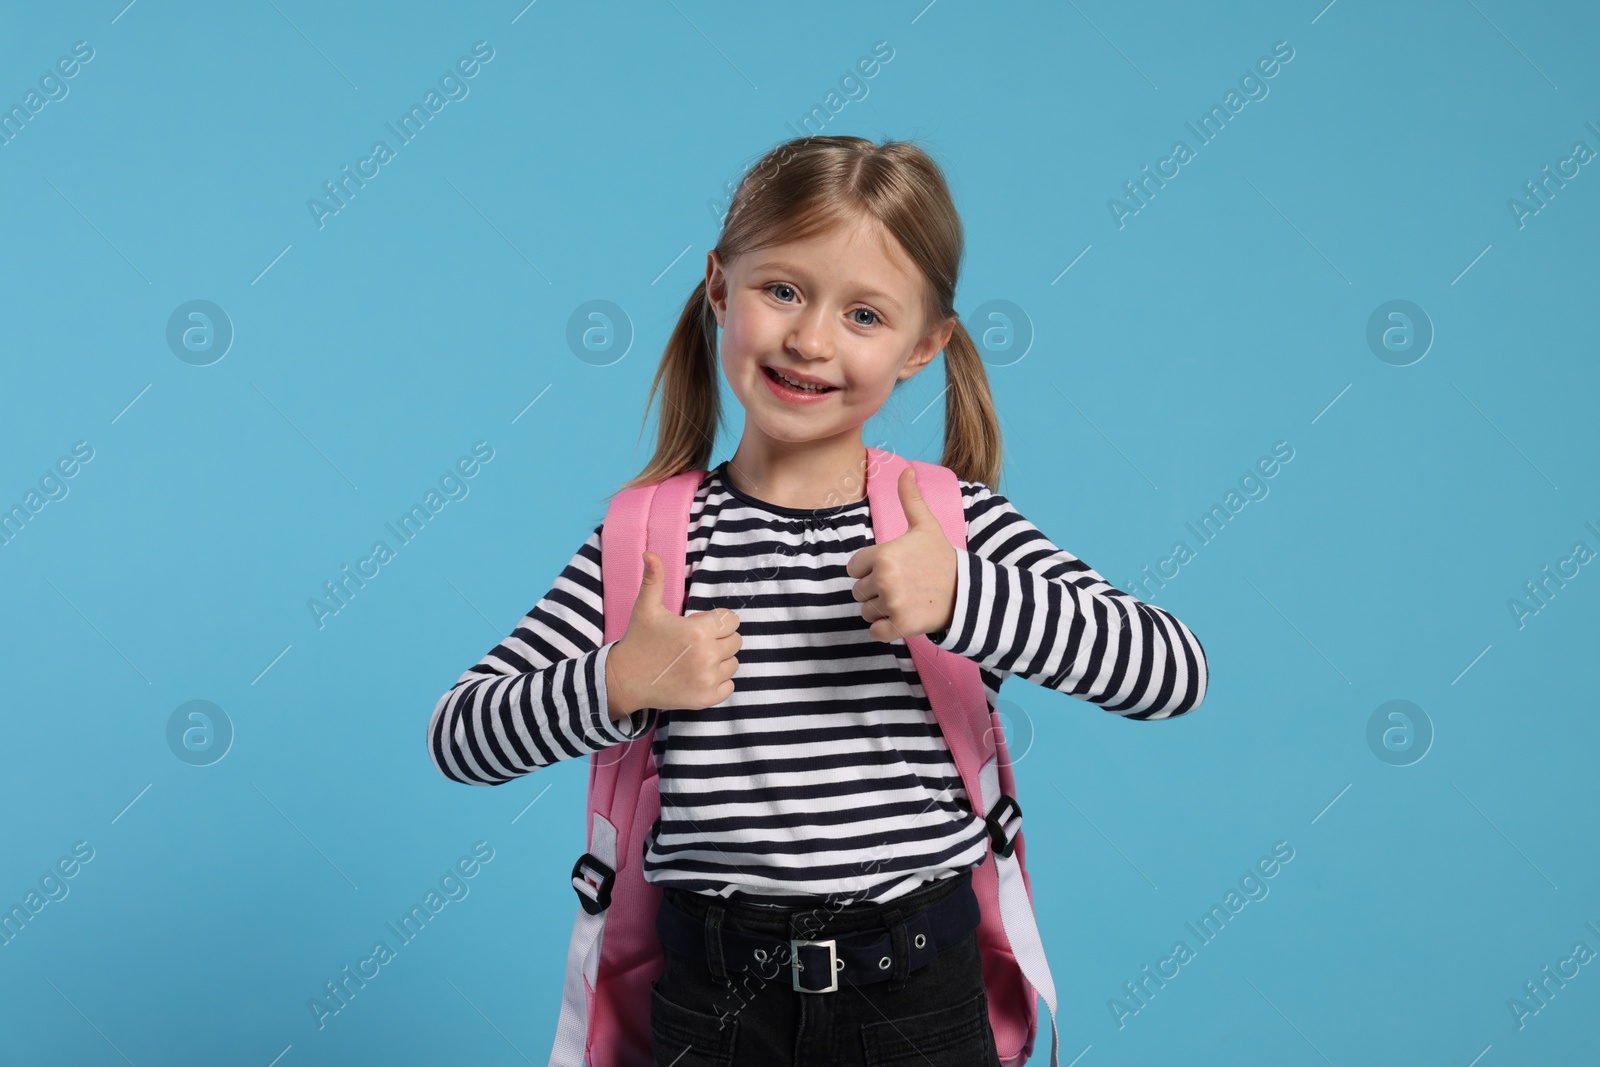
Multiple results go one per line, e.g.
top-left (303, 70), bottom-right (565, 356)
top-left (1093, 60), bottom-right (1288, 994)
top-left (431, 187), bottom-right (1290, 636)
top-left (427, 522), bottom-right (659, 785)
top-left (927, 482), bottom-right (1208, 720)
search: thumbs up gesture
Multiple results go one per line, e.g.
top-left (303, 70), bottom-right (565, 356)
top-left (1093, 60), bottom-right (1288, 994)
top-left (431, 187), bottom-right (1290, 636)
top-left (607, 549), bottom-right (742, 716)
top-left (846, 466), bottom-right (958, 643)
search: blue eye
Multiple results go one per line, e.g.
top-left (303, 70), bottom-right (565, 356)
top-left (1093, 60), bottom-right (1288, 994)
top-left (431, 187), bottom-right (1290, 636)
top-left (766, 284), bottom-right (880, 327)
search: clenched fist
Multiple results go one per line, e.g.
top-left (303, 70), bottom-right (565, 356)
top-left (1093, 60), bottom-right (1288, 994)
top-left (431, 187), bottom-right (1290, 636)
top-left (846, 466), bottom-right (958, 644)
top-left (606, 549), bottom-right (742, 718)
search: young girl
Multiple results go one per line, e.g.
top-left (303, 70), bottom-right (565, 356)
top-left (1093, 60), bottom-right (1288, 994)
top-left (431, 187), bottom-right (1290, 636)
top-left (429, 135), bottom-right (1208, 1066)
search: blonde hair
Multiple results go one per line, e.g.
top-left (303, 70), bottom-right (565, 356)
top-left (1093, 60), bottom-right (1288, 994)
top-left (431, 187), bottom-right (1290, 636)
top-left (617, 135), bottom-right (1002, 494)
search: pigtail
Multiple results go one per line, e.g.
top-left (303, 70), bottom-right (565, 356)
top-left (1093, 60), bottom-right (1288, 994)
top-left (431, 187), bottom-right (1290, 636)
top-left (616, 279), bottom-right (723, 493)
top-left (939, 317), bottom-right (1003, 490)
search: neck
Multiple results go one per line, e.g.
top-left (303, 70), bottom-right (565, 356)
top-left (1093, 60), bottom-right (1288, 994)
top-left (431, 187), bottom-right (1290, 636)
top-left (724, 437), bottom-right (871, 511)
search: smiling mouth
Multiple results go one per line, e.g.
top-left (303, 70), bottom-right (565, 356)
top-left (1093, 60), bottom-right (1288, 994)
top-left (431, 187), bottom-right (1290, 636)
top-left (763, 366), bottom-right (838, 393)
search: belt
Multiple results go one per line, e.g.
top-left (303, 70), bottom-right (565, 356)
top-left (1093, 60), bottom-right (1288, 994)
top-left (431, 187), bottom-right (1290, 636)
top-left (655, 872), bottom-right (982, 994)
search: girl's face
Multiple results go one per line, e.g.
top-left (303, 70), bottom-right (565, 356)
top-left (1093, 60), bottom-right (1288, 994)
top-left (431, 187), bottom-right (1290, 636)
top-left (706, 215), bottom-right (954, 451)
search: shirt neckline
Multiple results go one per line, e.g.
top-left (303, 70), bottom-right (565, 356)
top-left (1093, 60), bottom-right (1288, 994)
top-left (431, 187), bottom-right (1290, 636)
top-left (713, 461), bottom-right (869, 519)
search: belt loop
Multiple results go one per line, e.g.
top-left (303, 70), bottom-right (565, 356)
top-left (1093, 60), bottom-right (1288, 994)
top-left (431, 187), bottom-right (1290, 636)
top-left (704, 902), bottom-right (729, 984)
top-left (881, 906), bottom-right (910, 991)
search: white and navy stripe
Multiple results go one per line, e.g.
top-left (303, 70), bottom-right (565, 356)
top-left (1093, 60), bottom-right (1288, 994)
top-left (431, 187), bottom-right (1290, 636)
top-left (428, 461), bottom-right (1207, 905)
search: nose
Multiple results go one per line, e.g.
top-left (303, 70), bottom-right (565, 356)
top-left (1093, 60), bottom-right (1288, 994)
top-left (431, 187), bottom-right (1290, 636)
top-left (785, 305), bottom-right (833, 361)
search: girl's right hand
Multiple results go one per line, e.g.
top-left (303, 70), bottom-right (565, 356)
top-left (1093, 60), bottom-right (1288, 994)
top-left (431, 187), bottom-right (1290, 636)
top-left (609, 550), bottom-right (741, 715)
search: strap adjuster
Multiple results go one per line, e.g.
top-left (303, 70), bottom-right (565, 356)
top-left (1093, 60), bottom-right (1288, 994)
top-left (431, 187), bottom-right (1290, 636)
top-left (985, 794), bottom-right (1023, 859)
top-left (789, 938), bottom-right (839, 993)
top-left (571, 852), bottom-right (615, 915)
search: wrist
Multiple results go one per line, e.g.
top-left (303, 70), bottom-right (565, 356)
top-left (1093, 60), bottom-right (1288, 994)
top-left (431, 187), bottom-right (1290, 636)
top-left (604, 640), bottom-right (639, 720)
top-left (932, 546), bottom-right (960, 642)
top-left (941, 547), bottom-right (958, 631)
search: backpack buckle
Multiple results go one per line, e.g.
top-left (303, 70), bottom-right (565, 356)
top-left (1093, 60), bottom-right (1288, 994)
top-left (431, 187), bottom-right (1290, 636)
top-left (985, 794), bottom-right (1023, 859)
top-left (571, 852), bottom-right (616, 915)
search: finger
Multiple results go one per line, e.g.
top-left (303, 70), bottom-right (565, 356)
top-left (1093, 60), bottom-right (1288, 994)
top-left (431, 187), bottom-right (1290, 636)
top-left (898, 466), bottom-right (937, 529)
top-left (851, 575), bottom-right (877, 604)
top-left (846, 545), bottom-right (875, 579)
top-left (635, 550), bottom-right (667, 615)
top-left (872, 613), bottom-right (910, 644)
top-left (860, 595), bottom-right (888, 624)
top-left (861, 593), bottom-right (906, 640)
top-left (693, 609), bottom-right (734, 640)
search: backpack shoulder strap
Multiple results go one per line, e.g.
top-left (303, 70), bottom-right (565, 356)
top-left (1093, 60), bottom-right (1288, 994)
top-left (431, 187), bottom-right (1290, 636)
top-left (547, 467), bottom-right (702, 1067)
top-left (600, 470), bottom-right (701, 638)
top-left (862, 446), bottom-right (985, 758)
top-left (864, 445), bottom-right (1062, 1067)
top-left (591, 469), bottom-right (700, 815)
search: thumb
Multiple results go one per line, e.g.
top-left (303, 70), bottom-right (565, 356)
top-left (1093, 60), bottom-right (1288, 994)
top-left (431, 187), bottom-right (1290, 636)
top-left (898, 466), bottom-right (936, 528)
top-left (634, 549), bottom-right (667, 614)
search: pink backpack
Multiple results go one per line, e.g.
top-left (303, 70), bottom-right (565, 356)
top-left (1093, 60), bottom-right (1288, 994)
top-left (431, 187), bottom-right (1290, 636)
top-left (545, 446), bottom-right (1061, 1066)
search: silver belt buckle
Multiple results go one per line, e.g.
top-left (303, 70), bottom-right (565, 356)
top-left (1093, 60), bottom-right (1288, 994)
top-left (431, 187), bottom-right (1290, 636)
top-left (789, 938), bottom-right (839, 993)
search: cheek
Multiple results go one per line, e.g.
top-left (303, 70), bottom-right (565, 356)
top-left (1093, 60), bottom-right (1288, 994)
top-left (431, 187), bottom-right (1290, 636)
top-left (723, 335), bottom-right (758, 385)
top-left (720, 314), bottom-right (764, 362)
top-left (849, 367), bottom-right (898, 401)
top-left (721, 334), bottom-right (765, 397)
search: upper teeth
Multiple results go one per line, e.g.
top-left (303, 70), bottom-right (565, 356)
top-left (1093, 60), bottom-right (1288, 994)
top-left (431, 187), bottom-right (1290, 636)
top-left (773, 368), bottom-right (830, 392)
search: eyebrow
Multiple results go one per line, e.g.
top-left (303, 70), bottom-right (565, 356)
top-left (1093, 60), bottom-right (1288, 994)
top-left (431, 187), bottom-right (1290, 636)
top-left (748, 260), bottom-right (906, 314)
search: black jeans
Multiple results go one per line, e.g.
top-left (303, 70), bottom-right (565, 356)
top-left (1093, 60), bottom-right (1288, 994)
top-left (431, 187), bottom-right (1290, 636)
top-left (649, 869), bottom-right (1002, 1067)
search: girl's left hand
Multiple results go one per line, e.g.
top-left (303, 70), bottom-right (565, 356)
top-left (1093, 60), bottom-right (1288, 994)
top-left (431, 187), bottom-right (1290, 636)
top-left (847, 466), bottom-right (958, 643)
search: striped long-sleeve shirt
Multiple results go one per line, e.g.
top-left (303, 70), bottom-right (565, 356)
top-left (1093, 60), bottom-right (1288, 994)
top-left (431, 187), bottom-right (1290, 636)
top-left (428, 460), bottom-right (1207, 905)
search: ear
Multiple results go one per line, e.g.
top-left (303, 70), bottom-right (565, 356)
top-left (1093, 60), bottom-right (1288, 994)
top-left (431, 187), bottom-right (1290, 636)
top-left (899, 314), bottom-right (957, 380)
top-left (705, 250), bottom-right (728, 328)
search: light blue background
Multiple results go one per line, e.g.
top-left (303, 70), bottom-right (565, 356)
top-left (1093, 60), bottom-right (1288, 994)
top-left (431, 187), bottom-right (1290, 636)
top-left (2, 1), bottom-right (1596, 1063)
